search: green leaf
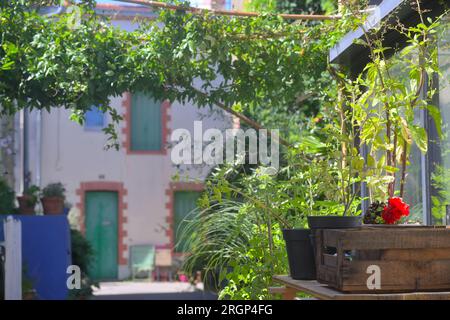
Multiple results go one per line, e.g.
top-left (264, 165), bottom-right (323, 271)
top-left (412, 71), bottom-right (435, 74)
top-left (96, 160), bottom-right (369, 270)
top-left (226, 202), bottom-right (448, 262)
top-left (1, 60), bottom-right (15, 70)
top-left (426, 104), bottom-right (442, 138)
top-left (399, 117), bottom-right (412, 144)
top-left (384, 166), bottom-right (399, 173)
top-left (351, 157), bottom-right (364, 171)
top-left (367, 154), bottom-right (375, 168)
top-left (410, 125), bottom-right (428, 154)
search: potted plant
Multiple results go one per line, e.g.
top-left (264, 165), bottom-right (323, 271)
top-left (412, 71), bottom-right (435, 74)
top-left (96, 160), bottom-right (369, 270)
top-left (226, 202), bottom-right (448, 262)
top-left (17, 185), bottom-right (40, 215)
top-left (303, 124), bottom-right (363, 230)
top-left (281, 133), bottom-right (362, 280)
top-left (41, 182), bottom-right (66, 215)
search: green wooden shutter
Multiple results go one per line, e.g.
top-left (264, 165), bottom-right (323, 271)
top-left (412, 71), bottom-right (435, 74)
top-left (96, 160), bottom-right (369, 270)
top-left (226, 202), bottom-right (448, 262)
top-left (131, 92), bottom-right (162, 151)
top-left (174, 191), bottom-right (201, 253)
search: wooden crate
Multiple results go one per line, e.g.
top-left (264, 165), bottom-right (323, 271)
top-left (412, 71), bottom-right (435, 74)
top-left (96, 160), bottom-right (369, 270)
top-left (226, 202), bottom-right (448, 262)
top-left (314, 225), bottom-right (450, 293)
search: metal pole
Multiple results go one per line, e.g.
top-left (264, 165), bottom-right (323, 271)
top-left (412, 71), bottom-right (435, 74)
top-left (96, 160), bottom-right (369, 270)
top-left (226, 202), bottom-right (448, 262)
top-left (23, 110), bottom-right (29, 191)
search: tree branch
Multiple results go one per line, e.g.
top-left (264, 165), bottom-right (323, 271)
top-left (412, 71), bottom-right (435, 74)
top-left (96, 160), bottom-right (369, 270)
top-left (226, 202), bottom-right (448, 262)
top-left (189, 86), bottom-right (292, 148)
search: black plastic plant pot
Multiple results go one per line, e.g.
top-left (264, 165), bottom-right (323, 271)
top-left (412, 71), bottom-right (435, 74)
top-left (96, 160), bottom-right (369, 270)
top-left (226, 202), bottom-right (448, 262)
top-left (282, 229), bottom-right (316, 280)
top-left (307, 215), bottom-right (362, 230)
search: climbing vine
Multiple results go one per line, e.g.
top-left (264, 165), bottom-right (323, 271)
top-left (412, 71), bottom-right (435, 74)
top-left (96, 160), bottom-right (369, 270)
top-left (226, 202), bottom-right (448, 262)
top-left (0, 0), bottom-right (349, 148)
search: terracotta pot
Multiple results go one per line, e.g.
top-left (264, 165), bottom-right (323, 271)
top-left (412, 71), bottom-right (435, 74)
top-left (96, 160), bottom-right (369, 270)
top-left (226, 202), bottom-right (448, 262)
top-left (41, 197), bottom-right (64, 215)
top-left (17, 195), bottom-right (36, 215)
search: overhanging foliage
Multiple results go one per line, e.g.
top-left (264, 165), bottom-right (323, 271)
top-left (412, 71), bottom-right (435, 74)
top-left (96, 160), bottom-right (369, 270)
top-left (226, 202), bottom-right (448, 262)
top-left (0, 0), bottom-right (348, 147)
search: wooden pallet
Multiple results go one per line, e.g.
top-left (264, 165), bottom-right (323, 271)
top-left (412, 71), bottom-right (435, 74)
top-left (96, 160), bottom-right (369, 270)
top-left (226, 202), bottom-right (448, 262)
top-left (314, 225), bottom-right (450, 293)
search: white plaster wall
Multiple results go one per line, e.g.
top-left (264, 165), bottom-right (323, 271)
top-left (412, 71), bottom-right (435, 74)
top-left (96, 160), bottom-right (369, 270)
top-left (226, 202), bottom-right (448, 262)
top-left (32, 94), bottom-right (231, 278)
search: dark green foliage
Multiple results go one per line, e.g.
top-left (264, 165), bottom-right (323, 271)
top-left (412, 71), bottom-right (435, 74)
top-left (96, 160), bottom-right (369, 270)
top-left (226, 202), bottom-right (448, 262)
top-left (69, 229), bottom-right (97, 299)
top-left (70, 229), bottom-right (94, 272)
top-left (0, 178), bottom-right (15, 214)
top-left (42, 182), bottom-right (65, 199)
top-left (22, 185), bottom-right (40, 206)
top-left (363, 201), bottom-right (385, 224)
top-left (22, 265), bottom-right (36, 299)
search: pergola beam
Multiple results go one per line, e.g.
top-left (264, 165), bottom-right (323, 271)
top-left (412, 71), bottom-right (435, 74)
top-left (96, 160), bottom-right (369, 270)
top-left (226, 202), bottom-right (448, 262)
top-left (116, 0), bottom-right (342, 21)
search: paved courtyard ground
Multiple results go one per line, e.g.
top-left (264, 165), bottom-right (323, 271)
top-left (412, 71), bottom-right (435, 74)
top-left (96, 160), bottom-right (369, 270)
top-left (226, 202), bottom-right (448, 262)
top-left (91, 281), bottom-right (218, 300)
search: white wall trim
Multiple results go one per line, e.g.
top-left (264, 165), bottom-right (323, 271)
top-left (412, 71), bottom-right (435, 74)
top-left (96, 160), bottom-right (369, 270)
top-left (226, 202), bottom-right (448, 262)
top-left (4, 216), bottom-right (22, 300)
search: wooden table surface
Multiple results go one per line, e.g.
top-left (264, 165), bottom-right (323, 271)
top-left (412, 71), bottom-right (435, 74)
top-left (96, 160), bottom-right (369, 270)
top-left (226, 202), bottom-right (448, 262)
top-left (273, 275), bottom-right (450, 300)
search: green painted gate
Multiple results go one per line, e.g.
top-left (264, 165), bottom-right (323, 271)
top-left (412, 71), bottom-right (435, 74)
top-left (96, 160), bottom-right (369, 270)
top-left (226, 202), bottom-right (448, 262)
top-left (85, 191), bottom-right (118, 280)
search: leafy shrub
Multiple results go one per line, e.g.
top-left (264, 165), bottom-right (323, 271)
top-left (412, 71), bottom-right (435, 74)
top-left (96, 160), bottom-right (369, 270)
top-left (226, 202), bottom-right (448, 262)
top-left (42, 182), bottom-right (65, 199)
top-left (22, 265), bottom-right (36, 299)
top-left (69, 229), bottom-right (98, 299)
top-left (22, 185), bottom-right (41, 206)
top-left (70, 229), bottom-right (94, 271)
top-left (0, 178), bottom-right (15, 214)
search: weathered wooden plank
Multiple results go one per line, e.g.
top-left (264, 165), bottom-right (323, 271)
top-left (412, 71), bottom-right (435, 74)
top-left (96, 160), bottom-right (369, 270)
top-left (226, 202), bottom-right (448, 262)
top-left (273, 276), bottom-right (344, 300)
top-left (339, 260), bottom-right (450, 292)
top-left (338, 228), bottom-right (450, 250)
top-left (268, 286), bottom-right (287, 294)
top-left (272, 275), bottom-right (450, 300)
top-left (283, 287), bottom-right (298, 300)
top-left (320, 229), bottom-right (341, 248)
top-left (323, 254), bottom-right (337, 267)
top-left (317, 265), bottom-right (338, 285)
top-left (381, 248), bottom-right (450, 261)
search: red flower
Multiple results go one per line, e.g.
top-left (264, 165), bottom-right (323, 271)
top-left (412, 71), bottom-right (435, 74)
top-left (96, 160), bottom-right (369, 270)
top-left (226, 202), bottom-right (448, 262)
top-left (381, 197), bottom-right (410, 224)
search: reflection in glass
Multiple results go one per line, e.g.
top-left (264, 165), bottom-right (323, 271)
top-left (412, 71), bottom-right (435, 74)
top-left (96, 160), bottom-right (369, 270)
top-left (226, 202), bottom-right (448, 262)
top-left (432, 17), bottom-right (450, 225)
top-left (389, 48), bottom-right (423, 224)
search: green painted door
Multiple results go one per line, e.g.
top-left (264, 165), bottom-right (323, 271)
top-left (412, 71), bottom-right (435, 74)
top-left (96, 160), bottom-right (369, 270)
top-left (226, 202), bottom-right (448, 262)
top-left (174, 191), bottom-right (201, 253)
top-left (85, 191), bottom-right (118, 280)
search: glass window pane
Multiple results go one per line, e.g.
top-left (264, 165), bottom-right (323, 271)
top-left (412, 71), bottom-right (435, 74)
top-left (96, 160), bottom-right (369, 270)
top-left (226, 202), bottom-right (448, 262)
top-left (385, 47), bottom-right (424, 223)
top-left (432, 17), bottom-right (450, 225)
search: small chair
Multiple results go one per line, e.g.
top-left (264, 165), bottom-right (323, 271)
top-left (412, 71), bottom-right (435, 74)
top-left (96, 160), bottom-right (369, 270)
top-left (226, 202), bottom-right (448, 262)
top-left (154, 247), bottom-right (172, 281)
top-left (130, 245), bottom-right (155, 279)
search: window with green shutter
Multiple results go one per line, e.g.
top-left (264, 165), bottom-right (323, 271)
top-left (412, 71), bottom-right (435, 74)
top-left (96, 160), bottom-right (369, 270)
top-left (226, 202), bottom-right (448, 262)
top-left (130, 92), bottom-right (162, 151)
top-left (173, 191), bottom-right (201, 253)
